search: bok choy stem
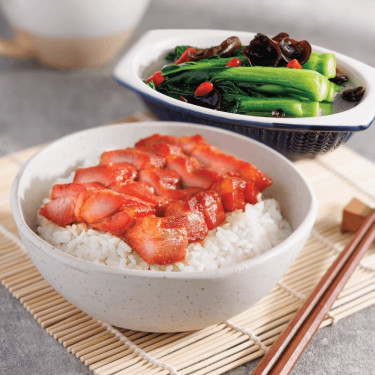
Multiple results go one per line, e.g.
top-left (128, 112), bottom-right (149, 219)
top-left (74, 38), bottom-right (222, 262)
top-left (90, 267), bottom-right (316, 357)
top-left (212, 67), bottom-right (331, 101)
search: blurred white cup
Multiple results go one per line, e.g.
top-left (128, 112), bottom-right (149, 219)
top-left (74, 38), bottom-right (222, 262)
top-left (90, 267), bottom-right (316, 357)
top-left (0, 0), bottom-right (150, 68)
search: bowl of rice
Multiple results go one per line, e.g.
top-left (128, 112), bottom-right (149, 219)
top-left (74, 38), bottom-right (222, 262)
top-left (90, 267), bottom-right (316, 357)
top-left (11, 121), bottom-right (317, 332)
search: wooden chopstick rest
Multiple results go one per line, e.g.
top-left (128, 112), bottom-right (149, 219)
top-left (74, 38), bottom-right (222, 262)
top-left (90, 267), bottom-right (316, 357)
top-left (341, 198), bottom-right (373, 233)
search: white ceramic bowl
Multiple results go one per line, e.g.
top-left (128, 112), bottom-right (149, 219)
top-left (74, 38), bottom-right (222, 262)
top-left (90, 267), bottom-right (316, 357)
top-left (11, 121), bottom-right (317, 332)
top-left (114, 29), bottom-right (375, 159)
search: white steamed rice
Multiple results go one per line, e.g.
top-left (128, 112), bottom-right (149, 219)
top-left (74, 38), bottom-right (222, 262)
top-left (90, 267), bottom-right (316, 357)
top-left (36, 198), bottom-right (292, 272)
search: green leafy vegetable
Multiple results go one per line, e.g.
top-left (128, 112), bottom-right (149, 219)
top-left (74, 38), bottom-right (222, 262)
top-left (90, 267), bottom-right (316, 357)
top-left (146, 35), bottom-right (347, 118)
top-left (162, 55), bottom-right (249, 76)
top-left (221, 95), bottom-right (326, 117)
top-left (147, 80), bottom-right (156, 90)
top-left (302, 51), bottom-right (336, 78)
top-left (212, 67), bottom-right (331, 101)
top-left (160, 70), bottom-right (214, 96)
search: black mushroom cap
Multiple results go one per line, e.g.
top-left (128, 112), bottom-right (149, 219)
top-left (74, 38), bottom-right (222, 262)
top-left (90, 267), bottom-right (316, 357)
top-left (189, 88), bottom-right (221, 110)
top-left (278, 37), bottom-right (312, 64)
top-left (243, 33), bottom-right (282, 67)
top-left (189, 36), bottom-right (242, 61)
top-left (271, 108), bottom-right (286, 118)
top-left (217, 36), bottom-right (242, 57)
top-left (180, 89), bottom-right (221, 110)
top-left (341, 86), bottom-right (365, 102)
top-left (330, 72), bottom-right (349, 85)
top-left (271, 32), bottom-right (289, 43)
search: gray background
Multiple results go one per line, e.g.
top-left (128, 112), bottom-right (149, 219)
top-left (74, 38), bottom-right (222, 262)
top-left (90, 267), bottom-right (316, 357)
top-left (1, 0), bottom-right (374, 374)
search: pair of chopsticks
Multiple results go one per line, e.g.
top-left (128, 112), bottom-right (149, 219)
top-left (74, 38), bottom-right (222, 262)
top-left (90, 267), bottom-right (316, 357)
top-left (252, 209), bottom-right (375, 375)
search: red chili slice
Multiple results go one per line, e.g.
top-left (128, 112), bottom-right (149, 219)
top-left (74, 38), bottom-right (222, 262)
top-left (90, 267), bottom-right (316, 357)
top-left (146, 71), bottom-right (164, 87)
top-left (195, 81), bottom-right (214, 97)
top-left (286, 59), bottom-right (302, 69)
top-left (225, 58), bottom-right (242, 67)
top-left (175, 47), bottom-right (197, 64)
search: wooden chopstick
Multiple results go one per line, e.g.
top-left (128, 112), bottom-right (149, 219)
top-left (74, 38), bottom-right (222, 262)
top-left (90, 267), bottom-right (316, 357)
top-left (252, 208), bottom-right (375, 375)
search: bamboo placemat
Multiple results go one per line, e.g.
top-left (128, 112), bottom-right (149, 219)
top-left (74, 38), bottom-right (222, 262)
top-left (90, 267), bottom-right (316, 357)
top-left (1, 118), bottom-right (375, 375)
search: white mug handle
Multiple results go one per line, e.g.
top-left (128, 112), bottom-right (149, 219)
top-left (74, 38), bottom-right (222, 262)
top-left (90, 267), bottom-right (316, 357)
top-left (0, 34), bottom-right (35, 59)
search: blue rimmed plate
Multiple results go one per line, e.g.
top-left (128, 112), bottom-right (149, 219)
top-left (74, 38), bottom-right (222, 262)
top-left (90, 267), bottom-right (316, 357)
top-left (113, 29), bottom-right (375, 159)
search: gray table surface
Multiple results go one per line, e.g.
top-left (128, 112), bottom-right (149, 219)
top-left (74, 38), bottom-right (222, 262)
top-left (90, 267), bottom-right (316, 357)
top-left (1, 1), bottom-right (375, 374)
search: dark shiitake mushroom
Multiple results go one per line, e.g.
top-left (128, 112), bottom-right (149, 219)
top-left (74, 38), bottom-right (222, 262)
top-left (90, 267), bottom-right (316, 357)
top-left (341, 86), bottom-right (365, 102)
top-left (189, 88), bottom-right (221, 110)
top-left (243, 33), bottom-right (282, 67)
top-left (189, 36), bottom-right (241, 61)
top-left (271, 108), bottom-right (285, 118)
top-left (278, 37), bottom-right (312, 65)
top-left (217, 36), bottom-right (242, 57)
top-left (330, 72), bottom-right (349, 85)
top-left (272, 32), bottom-right (289, 43)
top-left (180, 89), bottom-right (221, 110)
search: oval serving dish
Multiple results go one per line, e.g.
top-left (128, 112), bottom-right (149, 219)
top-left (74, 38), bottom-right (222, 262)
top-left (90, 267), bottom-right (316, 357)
top-left (11, 121), bottom-right (317, 332)
top-left (113, 29), bottom-right (375, 159)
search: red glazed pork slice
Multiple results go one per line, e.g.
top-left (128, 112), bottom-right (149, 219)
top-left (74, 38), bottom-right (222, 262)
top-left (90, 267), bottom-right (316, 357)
top-left (73, 163), bottom-right (137, 187)
top-left (100, 148), bottom-right (165, 170)
top-left (135, 134), bottom-right (180, 149)
top-left (137, 143), bottom-right (183, 157)
top-left (124, 215), bottom-right (188, 265)
top-left (193, 191), bottom-right (225, 230)
top-left (164, 200), bottom-right (208, 242)
top-left (39, 196), bottom-right (76, 226)
top-left (180, 135), bottom-right (272, 192)
top-left (40, 182), bottom-right (106, 226)
top-left (110, 181), bottom-right (170, 210)
top-left (50, 182), bottom-right (105, 200)
top-left (211, 176), bottom-right (246, 211)
top-left (77, 191), bottom-right (155, 236)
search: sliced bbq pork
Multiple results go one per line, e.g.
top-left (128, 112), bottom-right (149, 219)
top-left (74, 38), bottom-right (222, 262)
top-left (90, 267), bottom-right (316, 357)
top-left (82, 191), bottom-right (155, 236)
top-left (124, 215), bottom-right (188, 265)
top-left (135, 134), bottom-right (180, 149)
top-left (100, 148), bottom-right (165, 170)
top-left (164, 200), bottom-right (208, 242)
top-left (39, 196), bottom-right (76, 227)
top-left (50, 182), bottom-right (105, 199)
top-left (193, 191), bottom-right (225, 230)
top-left (211, 176), bottom-right (247, 211)
top-left (138, 168), bottom-right (200, 200)
top-left (73, 162), bottom-right (137, 187)
top-left (137, 143), bottom-right (183, 158)
top-left (136, 133), bottom-right (272, 192)
top-left (191, 147), bottom-right (272, 192)
top-left (110, 181), bottom-right (170, 211)
top-left (40, 187), bottom-right (155, 236)
top-left (180, 135), bottom-right (272, 192)
top-left (165, 155), bottom-right (214, 189)
top-left (40, 133), bottom-right (274, 266)
top-left (40, 182), bottom-right (107, 226)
